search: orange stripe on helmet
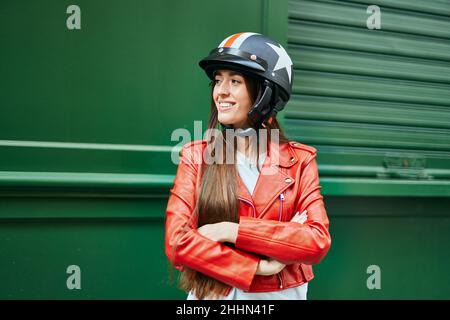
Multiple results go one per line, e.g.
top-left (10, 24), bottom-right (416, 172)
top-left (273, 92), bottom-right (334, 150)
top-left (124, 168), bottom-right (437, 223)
top-left (223, 33), bottom-right (244, 48)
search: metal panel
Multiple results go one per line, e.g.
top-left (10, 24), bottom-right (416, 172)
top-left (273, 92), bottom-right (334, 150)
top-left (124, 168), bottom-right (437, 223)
top-left (287, 0), bottom-right (450, 196)
top-left (287, 0), bottom-right (450, 300)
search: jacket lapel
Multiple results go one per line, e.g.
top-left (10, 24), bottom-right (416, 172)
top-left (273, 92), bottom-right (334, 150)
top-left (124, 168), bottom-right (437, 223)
top-left (237, 140), bottom-right (298, 218)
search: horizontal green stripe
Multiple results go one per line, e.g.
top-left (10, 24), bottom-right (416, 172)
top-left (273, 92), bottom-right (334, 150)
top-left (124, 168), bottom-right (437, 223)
top-left (0, 140), bottom-right (180, 152)
top-left (0, 171), bottom-right (174, 198)
top-left (321, 177), bottom-right (450, 196)
top-left (1, 171), bottom-right (449, 198)
top-left (0, 171), bottom-right (174, 187)
top-left (319, 165), bottom-right (450, 179)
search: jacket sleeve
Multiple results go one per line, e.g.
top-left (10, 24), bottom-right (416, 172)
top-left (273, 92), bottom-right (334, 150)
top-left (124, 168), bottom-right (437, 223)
top-left (165, 144), bottom-right (260, 291)
top-left (235, 152), bottom-right (331, 265)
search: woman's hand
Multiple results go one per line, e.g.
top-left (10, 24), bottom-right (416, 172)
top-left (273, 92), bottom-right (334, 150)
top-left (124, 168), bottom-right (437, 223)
top-left (291, 210), bottom-right (308, 224)
top-left (256, 259), bottom-right (286, 276)
top-left (253, 211), bottom-right (307, 276)
top-left (197, 222), bottom-right (238, 243)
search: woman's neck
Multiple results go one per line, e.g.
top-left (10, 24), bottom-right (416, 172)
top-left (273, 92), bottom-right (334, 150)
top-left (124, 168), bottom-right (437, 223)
top-left (236, 136), bottom-right (260, 161)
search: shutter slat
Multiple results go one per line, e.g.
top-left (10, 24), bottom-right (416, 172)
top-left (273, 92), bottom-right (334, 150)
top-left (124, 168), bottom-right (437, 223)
top-left (289, 1), bottom-right (450, 39)
top-left (289, 22), bottom-right (450, 61)
top-left (286, 95), bottom-right (450, 129)
top-left (293, 70), bottom-right (450, 107)
top-left (344, 0), bottom-right (450, 18)
top-left (290, 45), bottom-right (450, 84)
top-left (285, 119), bottom-right (450, 151)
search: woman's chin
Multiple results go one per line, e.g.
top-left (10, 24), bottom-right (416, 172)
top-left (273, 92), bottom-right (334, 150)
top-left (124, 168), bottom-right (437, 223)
top-left (217, 115), bottom-right (234, 126)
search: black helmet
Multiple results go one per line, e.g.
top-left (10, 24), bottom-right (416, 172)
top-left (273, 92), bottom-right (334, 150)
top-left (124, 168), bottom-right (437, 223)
top-left (199, 32), bottom-right (293, 126)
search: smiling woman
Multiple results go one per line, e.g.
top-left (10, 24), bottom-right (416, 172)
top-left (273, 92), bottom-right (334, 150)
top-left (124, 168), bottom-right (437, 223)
top-left (165, 32), bottom-right (331, 300)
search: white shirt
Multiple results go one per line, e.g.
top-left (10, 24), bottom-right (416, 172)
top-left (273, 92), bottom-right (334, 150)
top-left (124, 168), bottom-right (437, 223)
top-left (187, 150), bottom-right (308, 300)
top-left (236, 149), bottom-right (266, 195)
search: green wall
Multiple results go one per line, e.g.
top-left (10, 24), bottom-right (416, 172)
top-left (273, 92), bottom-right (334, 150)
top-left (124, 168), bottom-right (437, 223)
top-left (0, 0), bottom-right (287, 300)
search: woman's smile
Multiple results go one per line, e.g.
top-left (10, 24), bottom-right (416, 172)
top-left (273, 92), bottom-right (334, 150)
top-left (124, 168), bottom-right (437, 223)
top-left (217, 100), bottom-right (236, 112)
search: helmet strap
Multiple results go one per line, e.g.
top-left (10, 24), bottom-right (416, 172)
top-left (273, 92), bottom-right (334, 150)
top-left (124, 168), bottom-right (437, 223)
top-left (247, 80), bottom-right (273, 126)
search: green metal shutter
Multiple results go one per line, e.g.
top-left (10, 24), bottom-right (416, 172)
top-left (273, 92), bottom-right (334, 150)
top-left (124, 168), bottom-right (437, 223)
top-left (285, 0), bottom-right (450, 196)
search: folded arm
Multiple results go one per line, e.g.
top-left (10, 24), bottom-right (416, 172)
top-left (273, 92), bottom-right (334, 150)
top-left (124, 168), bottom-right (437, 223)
top-left (234, 153), bottom-right (331, 265)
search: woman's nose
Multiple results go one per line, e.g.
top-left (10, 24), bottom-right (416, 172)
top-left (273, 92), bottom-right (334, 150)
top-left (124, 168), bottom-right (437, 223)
top-left (217, 81), bottom-right (230, 95)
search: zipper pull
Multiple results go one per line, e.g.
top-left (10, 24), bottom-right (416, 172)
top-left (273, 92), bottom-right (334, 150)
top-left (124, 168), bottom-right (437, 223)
top-left (278, 193), bottom-right (285, 222)
top-left (277, 273), bottom-right (284, 289)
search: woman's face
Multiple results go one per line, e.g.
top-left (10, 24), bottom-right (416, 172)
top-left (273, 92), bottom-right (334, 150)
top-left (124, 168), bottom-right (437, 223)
top-left (213, 69), bottom-right (253, 129)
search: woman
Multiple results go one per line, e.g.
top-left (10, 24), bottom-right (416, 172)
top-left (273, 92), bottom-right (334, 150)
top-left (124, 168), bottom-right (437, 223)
top-left (165, 32), bottom-right (331, 300)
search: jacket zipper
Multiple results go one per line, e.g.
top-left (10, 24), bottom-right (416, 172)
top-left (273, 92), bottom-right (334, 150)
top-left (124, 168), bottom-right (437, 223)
top-left (278, 193), bottom-right (285, 221)
top-left (277, 193), bottom-right (285, 289)
top-left (277, 273), bottom-right (284, 289)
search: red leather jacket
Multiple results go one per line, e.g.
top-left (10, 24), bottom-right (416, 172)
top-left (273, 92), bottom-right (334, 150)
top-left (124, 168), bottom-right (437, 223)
top-left (165, 139), bottom-right (331, 293)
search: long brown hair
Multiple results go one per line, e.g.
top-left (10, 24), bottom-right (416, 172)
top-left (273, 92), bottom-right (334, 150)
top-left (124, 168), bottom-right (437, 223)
top-left (173, 72), bottom-right (289, 299)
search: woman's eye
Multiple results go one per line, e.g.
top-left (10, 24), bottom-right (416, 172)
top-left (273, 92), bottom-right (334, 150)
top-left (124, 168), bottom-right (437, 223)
top-left (213, 78), bottom-right (240, 85)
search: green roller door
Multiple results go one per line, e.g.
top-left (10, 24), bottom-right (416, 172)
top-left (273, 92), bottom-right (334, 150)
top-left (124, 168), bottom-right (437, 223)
top-left (286, 0), bottom-right (450, 298)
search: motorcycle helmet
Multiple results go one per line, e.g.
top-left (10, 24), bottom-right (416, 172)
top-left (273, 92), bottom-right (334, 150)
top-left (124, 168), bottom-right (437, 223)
top-left (199, 32), bottom-right (293, 126)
